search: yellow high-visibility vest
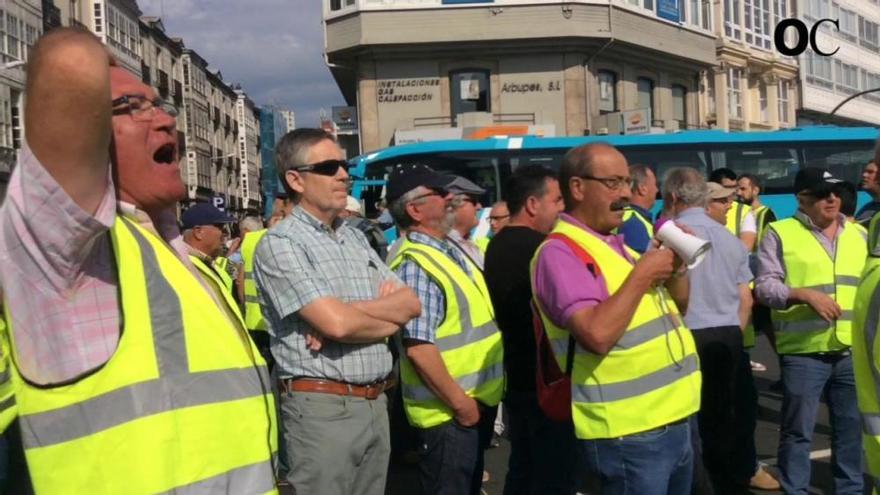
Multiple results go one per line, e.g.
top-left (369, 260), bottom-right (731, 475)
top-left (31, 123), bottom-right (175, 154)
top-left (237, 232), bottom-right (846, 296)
top-left (530, 217), bottom-right (701, 440)
top-left (852, 263), bottom-right (880, 490)
top-left (213, 255), bottom-right (235, 293)
top-left (241, 229), bottom-right (268, 332)
top-left (3, 217), bottom-right (277, 494)
top-left (389, 238), bottom-right (504, 429)
top-left (0, 317), bottom-right (16, 432)
top-left (189, 254), bottom-right (246, 330)
top-left (725, 201), bottom-right (752, 237)
top-left (769, 218), bottom-right (866, 354)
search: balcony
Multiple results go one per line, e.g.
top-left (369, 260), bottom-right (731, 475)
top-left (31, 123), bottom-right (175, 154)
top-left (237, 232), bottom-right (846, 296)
top-left (157, 70), bottom-right (170, 99)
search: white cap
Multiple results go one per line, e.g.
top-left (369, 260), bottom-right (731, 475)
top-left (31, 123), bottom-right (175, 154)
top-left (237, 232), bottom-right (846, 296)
top-left (345, 196), bottom-right (362, 215)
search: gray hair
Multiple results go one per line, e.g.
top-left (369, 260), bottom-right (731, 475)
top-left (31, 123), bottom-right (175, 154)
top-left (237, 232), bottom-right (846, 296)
top-left (239, 216), bottom-right (263, 233)
top-left (630, 164), bottom-right (652, 193)
top-left (389, 187), bottom-right (429, 230)
top-left (275, 128), bottom-right (335, 195)
top-left (662, 167), bottom-right (708, 208)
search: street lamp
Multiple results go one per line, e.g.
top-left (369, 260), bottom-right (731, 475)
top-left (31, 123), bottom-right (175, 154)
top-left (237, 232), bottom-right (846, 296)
top-left (829, 88), bottom-right (880, 116)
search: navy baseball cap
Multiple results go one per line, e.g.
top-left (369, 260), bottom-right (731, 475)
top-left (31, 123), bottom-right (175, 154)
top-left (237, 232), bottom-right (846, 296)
top-left (385, 163), bottom-right (452, 202)
top-left (180, 203), bottom-right (235, 230)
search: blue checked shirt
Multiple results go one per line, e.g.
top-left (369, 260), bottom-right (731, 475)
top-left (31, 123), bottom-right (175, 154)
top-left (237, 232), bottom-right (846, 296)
top-left (393, 231), bottom-right (472, 343)
top-left (253, 206), bottom-right (400, 384)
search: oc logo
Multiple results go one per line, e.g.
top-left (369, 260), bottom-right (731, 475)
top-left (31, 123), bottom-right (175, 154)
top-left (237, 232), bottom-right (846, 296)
top-left (774, 18), bottom-right (840, 56)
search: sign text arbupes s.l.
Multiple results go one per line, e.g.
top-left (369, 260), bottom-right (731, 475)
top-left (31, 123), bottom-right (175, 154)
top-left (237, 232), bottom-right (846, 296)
top-left (774, 18), bottom-right (840, 57)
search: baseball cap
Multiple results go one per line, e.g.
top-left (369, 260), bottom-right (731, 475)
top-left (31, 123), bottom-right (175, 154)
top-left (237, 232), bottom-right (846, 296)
top-left (180, 203), bottom-right (235, 230)
top-left (385, 163), bottom-right (451, 202)
top-left (707, 182), bottom-right (736, 200)
top-left (794, 168), bottom-right (841, 195)
top-left (445, 175), bottom-right (486, 196)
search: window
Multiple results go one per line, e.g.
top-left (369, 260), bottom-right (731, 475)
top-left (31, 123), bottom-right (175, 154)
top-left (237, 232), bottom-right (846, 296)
top-left (707, 73), bottom-right (716, 116)
top-left (835, 60), bottom-right (859, 94)
top-left (702, 0), bottom-right (712, 29)
top-left (627, 0), bottom-right (655, 10)
top-left (5, 14), bottom-right (20, 60)
top-left (836, 6), bottom-right (857, 42)
top-left (728, 68), bottom-right (743, 119)
top-left (758, 81), bottom-right (768, 122)
top-left (450, 69), bottom-right (490, 123)
top-left (329, 0), bottom-right (356, 11)
top-left (805, 0), bottom-right (829, 19)
top-left (637, 77), bottom-right (654, 113)
top-left (725, 0), bottom-right (742, 39)
top-left (672, 85), bottom-right (687, 128)
top-left (805, 54), bottom-right (833, 89)
top-left (860, 17), bottom-right (879, 50)
top-left (598, 70), bottom-right (617, 114)
top-left (778, 80), bottom-right (790, 125)
top-left (744, 0), bottom-right (776, 50)
top-left (688, 0), bottom-right (712, 29)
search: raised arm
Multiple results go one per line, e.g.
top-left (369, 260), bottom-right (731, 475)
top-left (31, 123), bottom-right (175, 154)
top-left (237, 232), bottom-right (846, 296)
top-left (25, 28), bottom-right (112, 216)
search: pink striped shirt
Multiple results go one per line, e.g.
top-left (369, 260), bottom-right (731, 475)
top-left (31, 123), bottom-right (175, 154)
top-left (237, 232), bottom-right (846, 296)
top-left (0, 144), bottom-right (200, 384)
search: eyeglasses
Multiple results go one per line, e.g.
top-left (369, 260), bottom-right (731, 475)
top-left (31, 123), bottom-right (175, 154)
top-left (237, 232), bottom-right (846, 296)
top-left (112, 94), bottom-right (178, 122)
top-left (294, 159), bottom-right (349, 176)
top-left (489, 214), bottom-right (510, 222)
top-left (798, 190), bottom-right (836, 201)
top-left (451, 196), bottom-right (478, 208)
top-left (578, 175), bottom-right (633, 191)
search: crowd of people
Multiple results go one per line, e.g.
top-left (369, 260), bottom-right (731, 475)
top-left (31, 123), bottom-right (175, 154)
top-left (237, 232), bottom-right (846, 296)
top-left (6, 26), bottom-right (880, 495)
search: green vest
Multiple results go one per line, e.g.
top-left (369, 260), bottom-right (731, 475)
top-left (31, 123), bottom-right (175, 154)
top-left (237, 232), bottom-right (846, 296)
top-left (213, 256), bottom-right (235, 292)
top-left (189, 254), bottom-right (246, 329)
top-left (241, 229), bottom-right (268, 332)
top-left (4, 217), bottom-right (277, 494)
top-left (389, 238), bottom-right (505, 429)
top-left (769, 218), bottom-right (866, 354)
top-left (867, 212), bottom-right (880, 275)
top-left (853, 263), bottom-right (880, 486)
top-left (0, 317), bottom-right (16, 432)
top-left (530, 218), bottom-right (702, 440)
top-left (725, 201), bottom-right (752, 237)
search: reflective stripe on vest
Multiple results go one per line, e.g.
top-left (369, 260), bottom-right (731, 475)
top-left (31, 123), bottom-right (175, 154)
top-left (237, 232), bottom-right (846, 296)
top-left (4, 217), bottom-right (277, 494)
top-left (0, 318), bottom-right (16, 432)
top-left (725, 202), bottom-right (751, 237)
top-left (621, 207), bottom-right (654, 240)
top-left (389, 239), bottom-right (504, 429)
top-left (213, 256), bottom-right (235, 292)
top-left (242, 229), bottom-right (268, 332)
top-left (530, 218), bottom-right (701, 440)
top-left (770, 218), bottom-right (866, 354)
top-left (752, 205), bottom-right (774, 249)
top-left (189, 255), bottom-right (246, 330)
top-left (853, 263), bottom-right (880, 484)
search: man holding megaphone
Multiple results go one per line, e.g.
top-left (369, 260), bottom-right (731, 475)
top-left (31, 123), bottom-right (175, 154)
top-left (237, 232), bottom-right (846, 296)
top-left (531, 143), bottom-right (701, 495)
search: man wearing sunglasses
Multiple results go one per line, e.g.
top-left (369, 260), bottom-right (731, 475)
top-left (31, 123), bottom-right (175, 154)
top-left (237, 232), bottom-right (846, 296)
top-left (0, 29), bottom-right (277, 493)
top-left (755, 168), bottom-right (866, 494)
top-left (386, 163), bottom-right (505, 495)
top-left (253, 128), bottom-right (421, 494)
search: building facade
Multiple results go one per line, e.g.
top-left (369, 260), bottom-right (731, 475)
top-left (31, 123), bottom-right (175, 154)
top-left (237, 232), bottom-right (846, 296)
top-left (0, 0), bottom-right (42, 202)
top-left (705, 0), bottom-right (799, 130)
top-left (324, 0), bottom-right (718, 152)
top-left (182, 48), bottom-right (214, 203)
top-left (207, 69), bottom-right (242, 212)
top-left (258, 106), bottom-right (295, 218)
top-left (796, 0), bottom-right (880, 126)
top-left (236, 89), bottom-right (262, 213)
top-left (60, 0), bottom-right (142, 76)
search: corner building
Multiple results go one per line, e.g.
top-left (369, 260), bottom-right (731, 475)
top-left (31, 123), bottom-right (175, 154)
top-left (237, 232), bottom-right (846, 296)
top-left (323, 0), bottom-right (717, 152)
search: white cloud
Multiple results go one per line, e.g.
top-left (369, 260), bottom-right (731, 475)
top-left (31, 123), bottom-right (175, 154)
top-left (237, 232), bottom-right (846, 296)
top-left (138, 0), bottom-right (344, 128)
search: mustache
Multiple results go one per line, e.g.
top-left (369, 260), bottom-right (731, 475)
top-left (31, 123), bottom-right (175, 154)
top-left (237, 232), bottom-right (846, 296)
top-left (610, 199), bottom-right (629, 211)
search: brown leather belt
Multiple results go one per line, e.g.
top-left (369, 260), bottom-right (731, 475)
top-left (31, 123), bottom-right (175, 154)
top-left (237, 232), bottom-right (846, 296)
top-left (278, 376), bottom-right (396, 400)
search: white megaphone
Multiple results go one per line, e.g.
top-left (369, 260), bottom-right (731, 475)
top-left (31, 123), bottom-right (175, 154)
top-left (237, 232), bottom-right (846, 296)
top-left (654, 219), bottom-right (711, 270)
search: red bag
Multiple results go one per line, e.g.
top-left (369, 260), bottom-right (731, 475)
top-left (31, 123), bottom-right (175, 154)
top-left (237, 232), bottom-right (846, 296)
top-left (533, 233), bottom-right (601, 422)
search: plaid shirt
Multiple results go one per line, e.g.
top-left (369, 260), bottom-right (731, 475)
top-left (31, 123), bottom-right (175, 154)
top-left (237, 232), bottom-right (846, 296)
top-left (253, 206), bottom-right (398, 384)
top-left (393, 231), bottom-right (471, 343)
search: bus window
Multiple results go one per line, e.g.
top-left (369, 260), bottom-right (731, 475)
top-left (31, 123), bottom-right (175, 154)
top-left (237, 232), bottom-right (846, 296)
top-left (711, 145), bottom-right (799, 194)
top-left (620, 147), bottom-right (709, 184)
top-left (802, 142), bottom-right (874, 187)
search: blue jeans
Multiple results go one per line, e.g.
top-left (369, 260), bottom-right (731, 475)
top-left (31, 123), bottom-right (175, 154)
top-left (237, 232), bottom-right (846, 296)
top-left (502, 390), bottom-right (577, 495)
top-left (580, 417), bottom-right (694, 495)
top-left (778, 353), bottom-right (862, 494)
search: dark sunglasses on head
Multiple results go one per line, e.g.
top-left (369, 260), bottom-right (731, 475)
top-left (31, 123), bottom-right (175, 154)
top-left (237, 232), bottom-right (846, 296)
top-left (800, 189), bottom-right (835, 200)
top-left (295, 159), bottom-right (349, 176)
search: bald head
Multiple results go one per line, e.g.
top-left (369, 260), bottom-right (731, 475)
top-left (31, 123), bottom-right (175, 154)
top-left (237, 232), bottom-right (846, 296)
top-left (559, 143), bottom-right (625, 211)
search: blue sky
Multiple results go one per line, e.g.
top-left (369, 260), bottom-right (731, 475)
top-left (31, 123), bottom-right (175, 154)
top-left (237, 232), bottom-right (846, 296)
top-left (138, 0), bottom-right (344, 128)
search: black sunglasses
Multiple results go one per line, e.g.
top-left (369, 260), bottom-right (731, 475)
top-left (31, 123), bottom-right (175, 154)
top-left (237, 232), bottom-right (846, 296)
top-left (295, 159), bottom-right (349, 176)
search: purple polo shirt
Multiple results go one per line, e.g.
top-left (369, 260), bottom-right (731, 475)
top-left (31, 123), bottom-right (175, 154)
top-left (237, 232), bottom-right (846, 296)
top-left (532, 213), bottom-right (634, 328)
